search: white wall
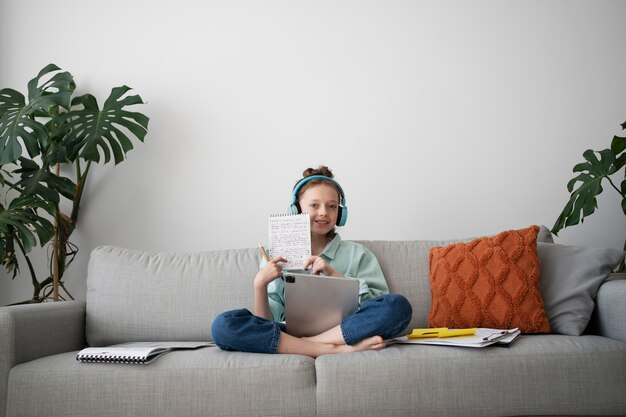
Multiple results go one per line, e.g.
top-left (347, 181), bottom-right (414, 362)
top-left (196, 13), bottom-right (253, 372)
top-left (1, 0), bottom-right (625, 305)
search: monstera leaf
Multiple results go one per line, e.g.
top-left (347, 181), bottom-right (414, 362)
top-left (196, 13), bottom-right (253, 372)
top-left (0, 64), bottom-right (74, 164)
top-left (0, 196), bottom-right (56, 277)
top-left (62, 86), bottom-right (149, 164)
top-left (553, 146), bottom-right (625, 235)
top-left (13, 157), bottom-right (77, 204)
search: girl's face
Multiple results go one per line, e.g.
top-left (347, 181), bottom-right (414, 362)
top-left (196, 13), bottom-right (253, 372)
top-left (298, 183), bottom-right (340, 238)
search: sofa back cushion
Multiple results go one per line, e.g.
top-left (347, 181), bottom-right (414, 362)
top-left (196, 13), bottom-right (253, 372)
top-left (86, 242), bottom-right (453, 345)
top-left (355, 239), bottom-right (467, 332)
top-left (356, 226), bottom-right (553, 333)
top-left (86, 227), bottom-right (553, 345)
top-left (86, 246), bottom-right (259, 346)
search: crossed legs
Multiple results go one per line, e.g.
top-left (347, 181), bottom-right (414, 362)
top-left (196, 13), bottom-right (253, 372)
top-left (211, 294), bottom-right (412, 357)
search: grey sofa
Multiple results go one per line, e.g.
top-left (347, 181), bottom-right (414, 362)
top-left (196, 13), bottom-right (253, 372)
top-left (2, 236), bottom-right (626, 417)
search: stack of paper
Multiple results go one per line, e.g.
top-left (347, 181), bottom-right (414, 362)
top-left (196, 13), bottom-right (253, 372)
top-left (388, 328), bottom-right (521, 348)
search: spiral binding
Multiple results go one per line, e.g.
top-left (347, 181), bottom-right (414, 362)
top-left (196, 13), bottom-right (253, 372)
top-left (76, 353), bottom-right (148, 365)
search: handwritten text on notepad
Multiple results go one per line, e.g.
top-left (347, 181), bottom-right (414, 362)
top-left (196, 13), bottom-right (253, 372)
top-left (268, 213), bottom-right (311, 270)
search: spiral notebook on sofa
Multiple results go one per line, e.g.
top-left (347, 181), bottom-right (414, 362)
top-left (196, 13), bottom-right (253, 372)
top-left (76, 341), bottom-right (214, 365)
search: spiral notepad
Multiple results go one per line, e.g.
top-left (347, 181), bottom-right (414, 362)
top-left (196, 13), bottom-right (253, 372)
top-left (76, 342), bottom-right (213, 365)
top-left (268, 213), bottom-right (311, 270)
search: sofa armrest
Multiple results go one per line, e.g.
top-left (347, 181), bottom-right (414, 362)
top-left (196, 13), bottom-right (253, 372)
top-left (0, 300), bottom-right (86, 364)
top-left (0, 300), bottom-right (86, 417)
top-left (594, 279), bottom-right (626, 342)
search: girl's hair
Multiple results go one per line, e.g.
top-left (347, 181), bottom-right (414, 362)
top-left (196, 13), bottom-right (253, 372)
top-left (293, 166), bottom-right (342, 239)
top-left (293, 166), bottom-right (341, 203)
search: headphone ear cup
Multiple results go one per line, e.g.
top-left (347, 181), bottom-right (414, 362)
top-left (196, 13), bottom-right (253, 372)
top-left (288, 203), bottom-right (300, 215)
top-left (336, 205), bottom-right (348, 226)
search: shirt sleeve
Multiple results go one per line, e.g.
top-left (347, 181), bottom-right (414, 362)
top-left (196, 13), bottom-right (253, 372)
top-left (344, 247), bottom-right (390, 303)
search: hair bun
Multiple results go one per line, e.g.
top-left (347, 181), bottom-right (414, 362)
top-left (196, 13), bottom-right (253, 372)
top-left (302, 165), bottom-right (334, 179)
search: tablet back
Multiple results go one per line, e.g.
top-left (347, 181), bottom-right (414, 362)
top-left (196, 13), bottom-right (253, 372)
top-left (284, 272), bottom-right (359, 337)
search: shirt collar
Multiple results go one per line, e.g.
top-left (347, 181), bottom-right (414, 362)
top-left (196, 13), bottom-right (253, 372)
top-left (320, 234), bottom-right (342, 260)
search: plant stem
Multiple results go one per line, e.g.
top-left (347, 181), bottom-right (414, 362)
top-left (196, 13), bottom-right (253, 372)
top-left (52, 163), bottom-right (60, 302)
top-left (71, 160), bottom-right (91, 223)
top-left (606, 176), bottom-right (625, 198)
top-left (60, 281), bottom-right (74, 300)
top-left (15, 237), bottom-right (41, 302)
top-left (52, 221), bottom-right (60, 301)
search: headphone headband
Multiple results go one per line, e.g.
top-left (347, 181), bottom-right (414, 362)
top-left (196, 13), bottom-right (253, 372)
top-left (289, 175), bottom-right (348, 226)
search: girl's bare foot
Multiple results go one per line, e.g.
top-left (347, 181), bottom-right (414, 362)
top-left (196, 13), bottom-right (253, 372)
top-left (337, 336), bottom-right (386, 354)
top-left (277, 332), bottom-right (386, 357)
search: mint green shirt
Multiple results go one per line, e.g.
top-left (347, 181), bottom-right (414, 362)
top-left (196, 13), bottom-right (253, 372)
top-left (265, 234), bottom-right (390, 322)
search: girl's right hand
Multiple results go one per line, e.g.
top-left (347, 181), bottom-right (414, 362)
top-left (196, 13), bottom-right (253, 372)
top-left (254, 256), bottom-right (287, 288)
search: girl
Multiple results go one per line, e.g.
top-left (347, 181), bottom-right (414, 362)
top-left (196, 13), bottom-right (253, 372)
top-left (211, 166), bottom-right (412, 357)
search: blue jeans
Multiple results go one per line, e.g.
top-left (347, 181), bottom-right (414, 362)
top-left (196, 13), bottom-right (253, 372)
top-left (211, 293), bottom-right (412, 354)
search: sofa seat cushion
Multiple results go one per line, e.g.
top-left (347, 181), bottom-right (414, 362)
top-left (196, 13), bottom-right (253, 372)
top-left (7, 348), bottom-right (316, 417)
top-left (315, 335), bottom-right (626, 417)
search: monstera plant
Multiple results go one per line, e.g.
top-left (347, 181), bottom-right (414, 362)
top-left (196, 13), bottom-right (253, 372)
top-left (552, 120), bottom-right (626, 270)
top-left (0, 64), bottom-right (148, 304)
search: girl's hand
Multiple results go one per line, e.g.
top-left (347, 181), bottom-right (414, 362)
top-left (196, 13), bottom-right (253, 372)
top-left (254, 257), bottom-right (287, 288)
top-left (303, 256), bottom-right (343, 277)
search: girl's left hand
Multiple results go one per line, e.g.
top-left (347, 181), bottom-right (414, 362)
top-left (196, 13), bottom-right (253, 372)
top-left (303, 256), bottom-right (343, 277)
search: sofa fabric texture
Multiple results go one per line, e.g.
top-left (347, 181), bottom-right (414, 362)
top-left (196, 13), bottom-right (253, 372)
top-left (2, 227), bottom-right (625, 417)
top-left (315, 335), bottom-right (626, 417)
top-left (86, 246), bottom-right (260, 346)
top-left (8, 350), bottom-right (316, 417)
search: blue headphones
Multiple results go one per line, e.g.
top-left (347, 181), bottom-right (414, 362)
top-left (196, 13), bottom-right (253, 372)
top-left (288, 175), bottom-right (348, 227)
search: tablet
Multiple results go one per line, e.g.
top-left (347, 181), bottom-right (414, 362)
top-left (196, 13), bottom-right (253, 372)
top-left (283, 272), bottom-right (359, 337)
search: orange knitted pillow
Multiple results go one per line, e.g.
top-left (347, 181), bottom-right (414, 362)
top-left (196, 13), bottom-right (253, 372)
top-left (428, 225), bottom-right (550, 333)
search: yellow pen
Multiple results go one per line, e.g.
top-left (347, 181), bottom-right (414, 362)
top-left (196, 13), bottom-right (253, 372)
top-left (407, 328), bottom-right (477, 339)
top-left (438, 328), bottom-right (476, 338)
top-left (408, 328), bottom-right (448, 339)
top-left (259, 244), bottom-right (271, 263)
